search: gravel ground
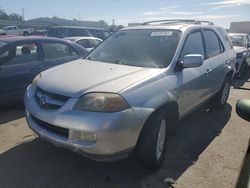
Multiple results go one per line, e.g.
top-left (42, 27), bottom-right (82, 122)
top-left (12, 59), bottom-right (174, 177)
top-left (0, 70), bottom-right (250, 188)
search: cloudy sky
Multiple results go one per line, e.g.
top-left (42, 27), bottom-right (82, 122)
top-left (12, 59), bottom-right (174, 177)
top-left (1, 0), bottom-right (250, 28)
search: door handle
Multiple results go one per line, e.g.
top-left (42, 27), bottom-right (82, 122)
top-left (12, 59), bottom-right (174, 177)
top-left (224, 60), bottom-right (230, 66)
top-left (206, 69), bottom-right (213, 74)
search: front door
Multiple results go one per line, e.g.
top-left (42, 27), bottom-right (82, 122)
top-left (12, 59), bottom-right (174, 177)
top-left (177, 30), bottom-right (213, 116)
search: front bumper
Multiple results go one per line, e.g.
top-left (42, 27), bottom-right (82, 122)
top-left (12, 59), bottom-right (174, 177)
top-left (24, 85), bottom-right (153, 161)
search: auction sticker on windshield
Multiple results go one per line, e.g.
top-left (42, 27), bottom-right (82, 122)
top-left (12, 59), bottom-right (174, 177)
top-left (150, 31), bottom-right (173, 37)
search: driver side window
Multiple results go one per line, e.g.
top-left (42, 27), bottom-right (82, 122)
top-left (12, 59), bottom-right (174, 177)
top-left (180, 31), bottom-right (205, 60)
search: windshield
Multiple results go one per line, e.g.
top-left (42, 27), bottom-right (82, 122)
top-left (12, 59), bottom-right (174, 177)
top-left (87, 29), bottom-right (181, 68)
top-left (0, 41), bottom-right (7, 48)
top-left (229, 35), bottom-right (244, 47)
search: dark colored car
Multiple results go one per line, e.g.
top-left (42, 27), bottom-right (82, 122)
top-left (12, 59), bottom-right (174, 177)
top-left (47, 26), bottom-right (110, 40)
top-left (29, 29), bottom-right (48, 36)
top-left (0, 36), bottom-right (88, 106)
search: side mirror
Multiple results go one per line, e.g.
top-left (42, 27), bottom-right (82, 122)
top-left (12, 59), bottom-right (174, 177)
top-left (182, 54), bottom-right (204, 68)
top-left (236, 100), bottom-right (250, 122)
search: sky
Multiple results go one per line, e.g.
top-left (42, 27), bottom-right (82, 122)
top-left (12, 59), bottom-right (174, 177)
top-left (1, 0), bottom-right (250, 28)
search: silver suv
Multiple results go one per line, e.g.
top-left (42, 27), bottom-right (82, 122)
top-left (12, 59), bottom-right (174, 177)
top-left (25, 20), bottom-right (236, 169)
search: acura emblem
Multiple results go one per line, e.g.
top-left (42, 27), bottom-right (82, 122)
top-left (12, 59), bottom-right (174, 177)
top-left (40, 95), bottom-right (48, 106)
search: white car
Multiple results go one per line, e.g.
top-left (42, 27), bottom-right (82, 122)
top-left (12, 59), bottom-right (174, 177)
top-left (0, 29), bottom-right (7, 36)
top-left (65, 37), bottom-right (102, 52)
top-left (2, 26), bottom-right (34, 36)
top-left (229, 33), bottom-right (250, 77)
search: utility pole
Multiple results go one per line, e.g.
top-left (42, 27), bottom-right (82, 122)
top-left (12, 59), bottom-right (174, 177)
top-left (21, 8), bottom-right (25, 20)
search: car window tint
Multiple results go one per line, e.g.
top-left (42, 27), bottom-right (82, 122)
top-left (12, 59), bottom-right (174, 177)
top-left (68, 28), bottom-right (88, 37)
top-left (181, 31), bottom-right (205, 59)
top-left (88, 29), bottom-right (105, 39)
top-left (76, 39), bottom-right (89, 48)
top-left (0, 43), bottom-right (39, 66)
top-left (42, 42), bottom-right (77, 59)
top-left (204, 30), bottom-right (222, 58)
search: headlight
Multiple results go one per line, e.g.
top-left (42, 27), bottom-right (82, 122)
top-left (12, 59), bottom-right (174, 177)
top-left (32, 73), bottom-right (41, 85)
top-left (73, 93), bottom-right (130, 112)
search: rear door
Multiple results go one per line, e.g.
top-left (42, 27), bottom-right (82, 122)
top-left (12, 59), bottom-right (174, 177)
top-left (202, 29), bottom-right (228, 95)
top-left (41, 41), bottom-right (81, 70)
top-left (0, 41), bottom-right (42, 104)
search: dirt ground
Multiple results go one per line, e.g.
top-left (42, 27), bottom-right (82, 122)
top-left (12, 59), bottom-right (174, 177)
top-left (0, 71), bottom-right (250, 188)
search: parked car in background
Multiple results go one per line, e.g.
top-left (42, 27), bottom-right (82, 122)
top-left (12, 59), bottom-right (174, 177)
top-left (25, 20), bottom-right (236, 169)
top-left (30, 29), bottom-right (47, 36)
top-left (229, 33), bottom-right (250, 77)
top-left (0, 29), bottom-right (7, 36)
top-left (0, 36), bottom-right (88, 107)
top-left (65, 37), bottom-right (102, 52)
top-left (2, 26), bottom-right (34, 36)
top-left (47, 26), bottom-right (110, 40)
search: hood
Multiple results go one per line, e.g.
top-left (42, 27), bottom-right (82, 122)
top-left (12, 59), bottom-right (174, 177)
top-left (37, 59), bottom-right (161, 97)
top-left (233, 46), bottom-right (247, 53)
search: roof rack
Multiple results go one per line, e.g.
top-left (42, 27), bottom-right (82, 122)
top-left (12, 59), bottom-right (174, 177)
top-left (142, 19), bottom-right (214, 26)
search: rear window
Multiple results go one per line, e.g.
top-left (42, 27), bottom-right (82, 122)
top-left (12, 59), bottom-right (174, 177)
top-left (68, 28), bottom-right (88, 37)
top-left (48, 27), bottom-right (95, 38)
top-left (203, 30), bottom-right (223, 58)
top-left (47, 28), bottom-right (67, 38)
top-left (229, 35), bottom-right (245, 47)
top-left (217, 29), bottom-right (233, 50)
top-left (42, 42), bottom-right (77, 59)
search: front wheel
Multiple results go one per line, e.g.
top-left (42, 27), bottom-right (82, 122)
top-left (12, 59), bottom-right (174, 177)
top-left (212, 77), bottom-right (231, 109)
top-left (135, 110), bottom-right (167, 169)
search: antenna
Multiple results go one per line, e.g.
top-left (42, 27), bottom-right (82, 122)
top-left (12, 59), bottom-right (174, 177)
top-left (21, 8), bottom-right (25, 20)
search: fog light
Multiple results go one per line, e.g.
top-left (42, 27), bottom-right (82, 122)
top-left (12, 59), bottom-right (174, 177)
top-left (80, 131), bottom-right (96, 141)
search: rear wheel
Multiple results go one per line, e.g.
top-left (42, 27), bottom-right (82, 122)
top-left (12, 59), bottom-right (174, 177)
top-left (212, 77), bottom-right (231, 109)
top-left (135, 110), bottom-right (168, 169)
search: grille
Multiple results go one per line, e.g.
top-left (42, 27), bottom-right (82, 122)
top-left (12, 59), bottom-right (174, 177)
top-left (35, 87), bottom-right (69, 110)
top-left (31, 115), bottom-right (69, 137)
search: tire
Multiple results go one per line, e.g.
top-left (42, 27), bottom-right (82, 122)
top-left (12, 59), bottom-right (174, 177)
top-left (135, 110), bottom-right (168, 169)
top-left (212, 77), bottom-right (231, 109)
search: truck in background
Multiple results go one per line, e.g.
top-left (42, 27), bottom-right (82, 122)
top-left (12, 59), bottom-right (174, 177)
top-left (2, 26), bottom-right (34, 36)
top-left (230, 21), bottom-right (250, 34)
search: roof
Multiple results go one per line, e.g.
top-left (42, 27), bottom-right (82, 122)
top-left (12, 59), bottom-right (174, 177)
top-left (49, 26), bottom-right (108, 31)
top-left (229, 33), bottom-right (249, 36)
top-left (64, 36), bottom-right (103, 41)
top-left (123, 23), bottom-right (219, 32)
top-left (0, 36), bottom-right (68, 43)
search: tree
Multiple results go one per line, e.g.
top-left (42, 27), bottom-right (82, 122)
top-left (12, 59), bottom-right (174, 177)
top-left (0, 7), bottom-right (9, 20)
top-left (98, 20), bottom-right (108, 28)
top-left (8, 13), bottom-right (23, 21)
top-left (0, 7), bottom-right (23, 21)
